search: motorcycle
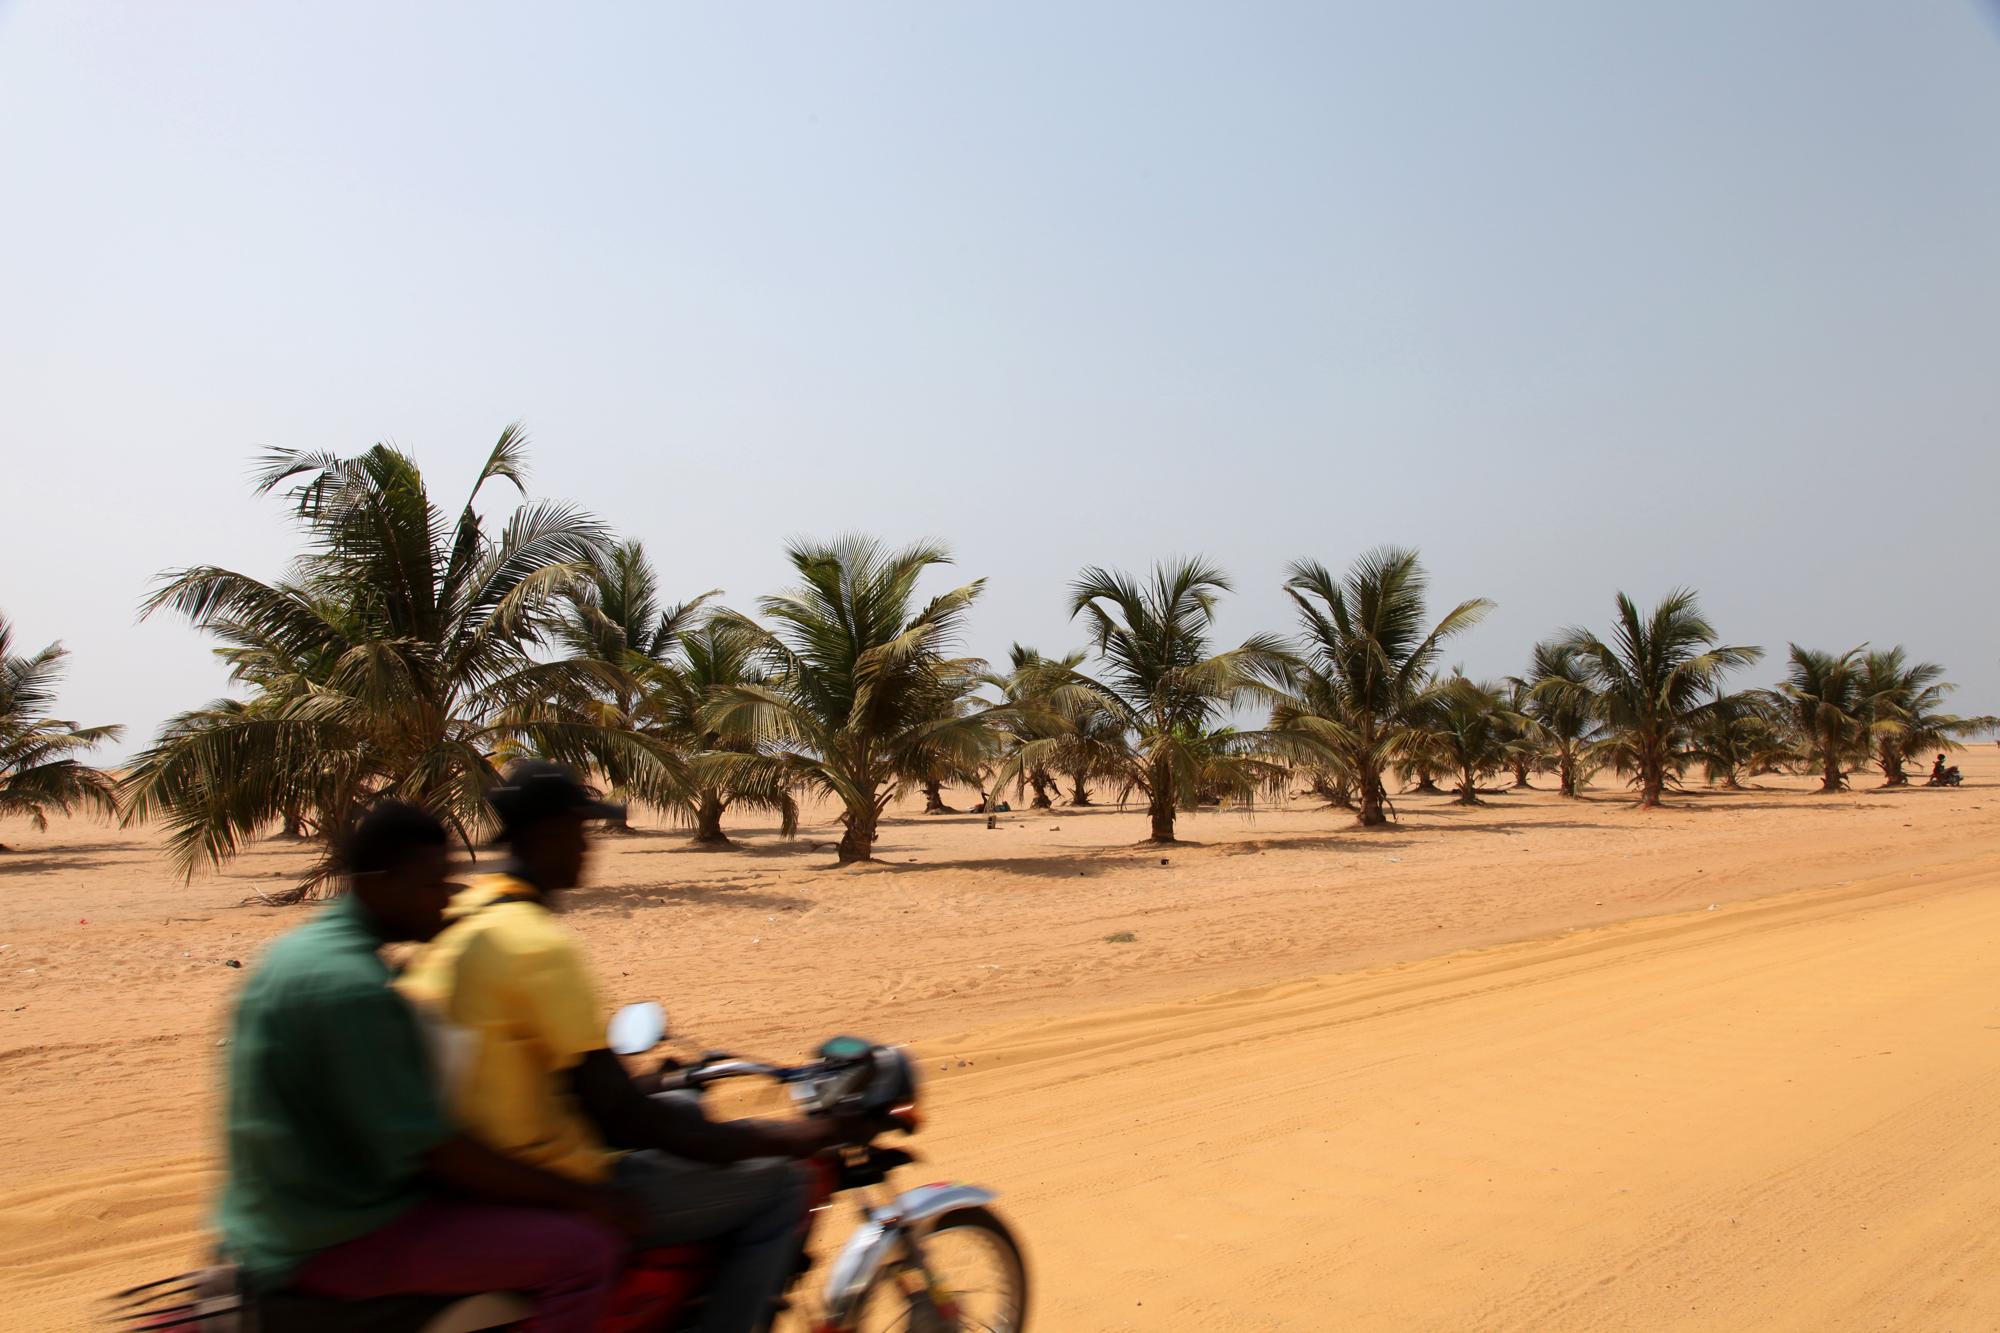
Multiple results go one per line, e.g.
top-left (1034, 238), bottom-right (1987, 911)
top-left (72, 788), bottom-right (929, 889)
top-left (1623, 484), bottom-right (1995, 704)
top-left (1928, 765), bottom-right (1963, 787)
top-left (111, 1003), bottom-right (1027, 1333)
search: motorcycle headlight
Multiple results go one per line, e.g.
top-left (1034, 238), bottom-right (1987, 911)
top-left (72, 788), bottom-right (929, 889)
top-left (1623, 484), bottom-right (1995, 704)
top-left (863, 1045), bottom-right (918, 1114)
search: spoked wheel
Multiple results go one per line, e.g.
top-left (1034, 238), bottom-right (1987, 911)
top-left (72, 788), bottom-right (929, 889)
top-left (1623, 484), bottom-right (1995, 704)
top-left (851, 1207), bottom-right (1027, 1333)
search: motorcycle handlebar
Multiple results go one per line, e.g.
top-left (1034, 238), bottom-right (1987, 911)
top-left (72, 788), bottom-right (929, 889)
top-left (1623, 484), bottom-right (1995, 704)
top-left (685, 1058), bottom-right (782, 1085)
top-left (679, 1055), bottom-right (833, 1089)
top-left (657, 1043), bottom-right (913, 1126)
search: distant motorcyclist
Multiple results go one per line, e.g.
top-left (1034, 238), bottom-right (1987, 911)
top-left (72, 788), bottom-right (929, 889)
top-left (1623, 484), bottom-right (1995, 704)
top-left (1933, 754), bottom-right (1948, 783)
top-left (218, 801), bottom-right (631, 1332)
top-left (400, 761), bottom-right (868, 1333)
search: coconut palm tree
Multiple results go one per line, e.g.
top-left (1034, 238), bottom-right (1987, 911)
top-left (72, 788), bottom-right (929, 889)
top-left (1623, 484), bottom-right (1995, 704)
top-left (704, 537), bottom-right (1001, 863)
top-left (1427, 675), bottom-right (1517, 805)
top-left (1382, 678), bottom-right (1456, 795)
top-left (903, 661), bottom-right (993, 815)
top-left (559, 539), bottom-right (713, 714)
top-left (1563, 590), bottom-right (1761, 808)
top-left (1270, 664), bottom-right (1362, 810)
top-left (1043, 673), bottom-right (1134, 807)
top-left (1185, 723), bottom-right (1289, 810)
top-left (1688, 687), bottom-right (1786, 789)
top-left (559, 539), bottom-right (716, 831)
top-left (555, 540), bottom-right (805, 844)
top-left (1277, 549), bottom-right (1492, 825)
top-left (996, 559), bottom-right (1292, 843)
top-left (124, 428), bottom-right (688, 898)
top-left (640, 617), bottom-right (802, 845)
top-left (1773, 645), bottom-right (1878, 793)
top-left (0, 615), bottom-right (122, 849)
top-left (1856, 648), bottom-right (1986, 786)
top-left (989, 645), bottom-right (1083, 810)
top-left (1499, 678), bottom-right (1543, 789)
top-left (1513, 639), bottom-right (1600, 798)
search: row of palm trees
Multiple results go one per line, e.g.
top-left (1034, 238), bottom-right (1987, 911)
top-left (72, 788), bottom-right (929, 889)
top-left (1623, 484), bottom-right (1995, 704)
top-left (988, 559), bottom-right (1981, 827)
top-left (0, 432), bottom-right (1987, 897)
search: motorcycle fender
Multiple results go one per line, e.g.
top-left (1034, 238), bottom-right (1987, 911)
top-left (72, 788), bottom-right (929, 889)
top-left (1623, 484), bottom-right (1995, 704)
top-left (819, 1183), bottom-right (998, 1326)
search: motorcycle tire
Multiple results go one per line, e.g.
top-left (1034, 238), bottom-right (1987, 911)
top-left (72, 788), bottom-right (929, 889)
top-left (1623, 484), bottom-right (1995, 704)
top-left (850, 1205), bottom-right (1028, 1333)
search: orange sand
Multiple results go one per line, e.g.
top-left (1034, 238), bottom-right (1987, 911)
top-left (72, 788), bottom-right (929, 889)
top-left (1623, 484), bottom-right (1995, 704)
top-left (4, 754), bottom-right (1998, 1329)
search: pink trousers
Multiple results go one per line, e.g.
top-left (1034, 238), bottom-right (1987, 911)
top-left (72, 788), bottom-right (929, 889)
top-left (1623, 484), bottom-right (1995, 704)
top-left (291, 1197), bottom-right (623, 1333)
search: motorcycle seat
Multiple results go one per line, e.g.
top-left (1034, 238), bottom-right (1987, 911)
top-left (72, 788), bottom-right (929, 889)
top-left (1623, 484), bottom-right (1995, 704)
top-left (631, 1242), bottom-right (721, 1267)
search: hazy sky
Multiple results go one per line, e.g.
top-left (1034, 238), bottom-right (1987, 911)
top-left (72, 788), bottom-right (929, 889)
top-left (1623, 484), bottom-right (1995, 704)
top-left (3, 2), bottom-right (1997, 757)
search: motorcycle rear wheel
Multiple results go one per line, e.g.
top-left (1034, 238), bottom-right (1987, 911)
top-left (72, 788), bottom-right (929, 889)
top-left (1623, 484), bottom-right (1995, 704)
top-left (850, 1206), bottom-right (1027, 1333)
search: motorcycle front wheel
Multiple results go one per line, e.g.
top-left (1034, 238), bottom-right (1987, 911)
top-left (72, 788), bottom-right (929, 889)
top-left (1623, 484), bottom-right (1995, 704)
top-left (851, 1206), bottom-right (1028, 1333)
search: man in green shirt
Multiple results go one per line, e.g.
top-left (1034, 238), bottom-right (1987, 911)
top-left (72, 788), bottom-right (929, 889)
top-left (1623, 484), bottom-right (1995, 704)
top-left (218, 801), bottom-right (633, 1331)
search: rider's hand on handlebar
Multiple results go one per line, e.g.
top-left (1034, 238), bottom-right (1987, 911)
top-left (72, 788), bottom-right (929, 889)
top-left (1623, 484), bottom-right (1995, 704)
top-left (632, 1056), bottom-right (688, 1096)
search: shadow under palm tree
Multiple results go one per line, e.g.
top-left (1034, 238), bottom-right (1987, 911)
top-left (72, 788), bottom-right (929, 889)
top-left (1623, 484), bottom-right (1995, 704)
top-left (563, 881), bottom-right (814, 914)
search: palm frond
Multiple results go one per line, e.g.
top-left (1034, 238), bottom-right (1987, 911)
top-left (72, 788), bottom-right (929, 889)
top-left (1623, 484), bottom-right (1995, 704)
top-left (0, 615), bottom-right (123, 834)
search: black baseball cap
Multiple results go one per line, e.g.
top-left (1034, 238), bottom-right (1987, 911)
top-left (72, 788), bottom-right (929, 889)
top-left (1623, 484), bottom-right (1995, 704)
top-left (488, 760), bottom-right (625, 835)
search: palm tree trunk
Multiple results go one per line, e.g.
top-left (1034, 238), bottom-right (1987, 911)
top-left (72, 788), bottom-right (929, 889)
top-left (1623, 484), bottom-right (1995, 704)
top-left (1458, 762), bottom-right (1480, 805)
top-left (1638, 746), bottom-right (1664, 808)
top-left (1067, 772), bottom-right (1093, 806)
top-left (1877, 742), bottom-right (1907, 787)
top-left (922, 780), bottom-right (955, 814)
top-left (1029, 767), bottom-right (1055, 809)
top-left (1815, 724), bottom-right (1843, 793)
top-left (1146, 758), bottom-right (1177, 842)
top-left (1558, 754), bottom-right (1577, 798)
top-left (1511, 760), bottom-right (1531, 789)
top-left (1413, 767), bottom-right (1441, 795)
top-left (690, 790), bottom-right (729, 845)
top-left (1358, 770), bottom-right (1388, 826)
top-left (837, 796), bottom-right (879, 863)
top-left (1356, 726), bottom-right (1390, 826)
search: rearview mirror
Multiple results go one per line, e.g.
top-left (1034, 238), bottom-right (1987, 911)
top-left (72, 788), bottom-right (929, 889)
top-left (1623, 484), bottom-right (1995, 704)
top-left (607, 1001), bottom-right (666, 1055)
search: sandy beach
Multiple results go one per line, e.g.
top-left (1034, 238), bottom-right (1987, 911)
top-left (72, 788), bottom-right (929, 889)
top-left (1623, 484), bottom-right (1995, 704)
top-left (3, 756), bottom-right (1998, 1330)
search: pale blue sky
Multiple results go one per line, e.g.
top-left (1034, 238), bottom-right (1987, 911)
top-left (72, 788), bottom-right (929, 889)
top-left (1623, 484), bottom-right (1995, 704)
top-left (3, 2), bottom-right (1997, 755)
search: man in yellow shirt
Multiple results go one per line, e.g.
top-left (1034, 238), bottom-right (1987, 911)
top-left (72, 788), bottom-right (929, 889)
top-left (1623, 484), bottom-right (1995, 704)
top-left (401, 762), bottom-right (858, 1333)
